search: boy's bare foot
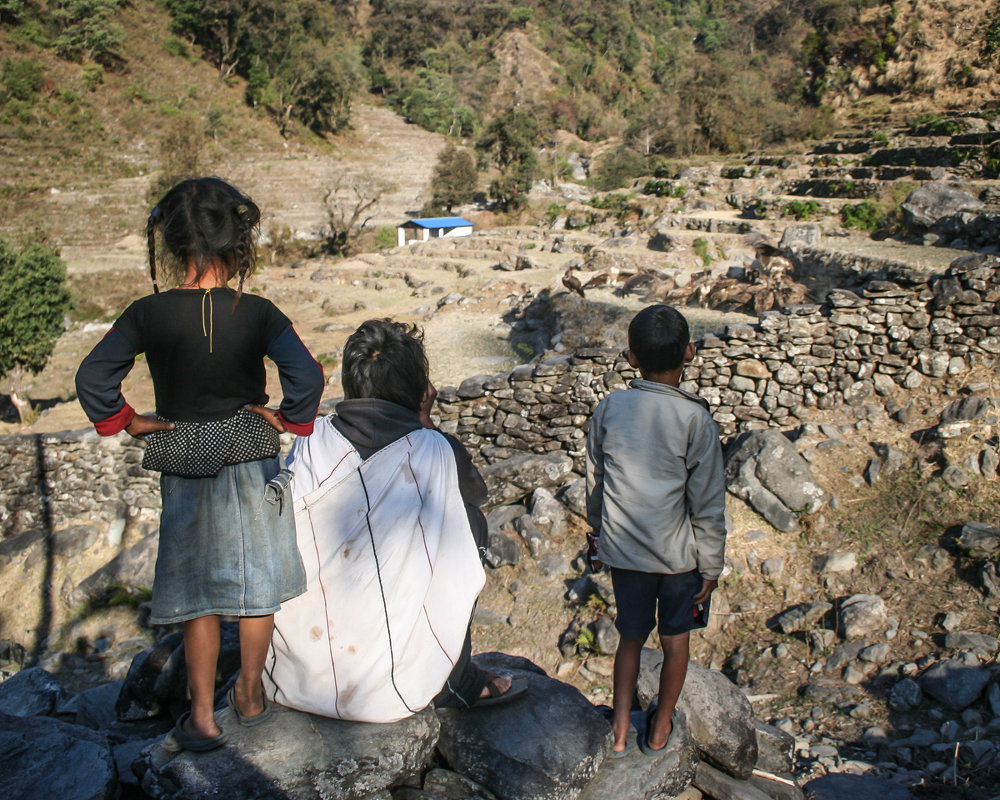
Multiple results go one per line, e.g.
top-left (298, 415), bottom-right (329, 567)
top-left (232, 681), bottom-right (266, 719)
top-left (645, 711), bottom-right (671, 751)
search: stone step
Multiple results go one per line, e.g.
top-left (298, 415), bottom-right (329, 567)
top-left (784, 179), bottom-right (879, 199)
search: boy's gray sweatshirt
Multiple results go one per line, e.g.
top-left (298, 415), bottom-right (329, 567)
top-left (586, 379), bottom-right (727, 579)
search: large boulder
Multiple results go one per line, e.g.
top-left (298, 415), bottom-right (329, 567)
top-left (436, 653), bottom-right (610, 800)
top-left (481, 454), bottom-right (575, 510)
top-left (901, 182), bottom-right (985, 231)
top-left (0, 667), bottom-right (67, 717)
top-left (138, 704), bottom-right (440, 800)
top-left (0, 711), bottom-right (117, 800)
top-left (577, 709), bottom-right (697, 800)
top-left (725, 431), bottom-right (828, 531)
top-left (637, 653), bottom-right (757, 780)
top-left (804, 773), bottom-right (916, 800)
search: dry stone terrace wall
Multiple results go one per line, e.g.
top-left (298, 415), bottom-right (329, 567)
top-left (0, 430), bottom-right (160, 542)
top-left (436, 253), bottom-right (1000, 470)
top-left (0, 254), bottom-right (997, 540)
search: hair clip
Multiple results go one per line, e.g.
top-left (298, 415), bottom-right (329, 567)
top-left (150, 205), bottom-right (162, 220)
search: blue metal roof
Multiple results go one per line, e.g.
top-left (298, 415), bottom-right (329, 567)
top-left (405, 217), bottom-right (474, 229)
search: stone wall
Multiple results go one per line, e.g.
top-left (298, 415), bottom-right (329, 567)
top-left (436, 253), bottom-right (1000, 471)
top-left (1, 254), bottom-right (997, 541)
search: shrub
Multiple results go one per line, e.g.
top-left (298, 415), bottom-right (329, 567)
top-left (590, 146), bottom-right (646, 191)
top-left (374, 225), bottom-right (397, 250)
top-left (693, 237), bottom-right (712, 267)
top-left (781, 199), bottom-right (819, 221)
top-left (840, 200), bottom-right (884, 231)
top-left (81, 62), bottom-right (104, 90)
top-left (1, 58), bottom-right (44, 104)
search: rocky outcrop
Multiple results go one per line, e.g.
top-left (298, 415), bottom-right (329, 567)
top-left (0, 645), bottom-right (785, 800)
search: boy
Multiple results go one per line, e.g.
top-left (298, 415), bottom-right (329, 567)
top-left (586, 304), bottom-right (727, 756)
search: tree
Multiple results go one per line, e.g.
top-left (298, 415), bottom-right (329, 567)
top-left (0, 238), bottom-right (72, 424)
top-left (424, 144), bottom-right (477, 214)
top-left (476, 111), bottom-right (539, 211)
top-left (322, 172), bottom-right (395, 256)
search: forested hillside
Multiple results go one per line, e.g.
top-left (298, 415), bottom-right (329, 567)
top-left (1, 0), bottom-right (999, 220)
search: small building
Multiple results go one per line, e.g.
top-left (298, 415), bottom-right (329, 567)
top-left (397, 217), bottom-right (474, 247)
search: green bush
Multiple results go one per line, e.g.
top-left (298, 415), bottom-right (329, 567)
top-left (642, 179), bottom-right (686, 198)
top-left (781, 199), bottom-right (819, 221)
top-left (81, 62), bottom-right (104, 90)
top-left (590, 146), bottom-right (646, 191)
top-left (693, 237), bottom-right (712, 267)
top-left (1, 58), bottom-right (44, 103)
top-left (840, 200), bottom-right (884, 231)
top-left (374, 225), bottom-right (397, 250)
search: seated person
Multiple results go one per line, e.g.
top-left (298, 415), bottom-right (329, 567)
top-left (263, 318), bottom-right (525, 721)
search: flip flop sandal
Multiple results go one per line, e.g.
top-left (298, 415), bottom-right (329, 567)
top-left (470, 675), bottom-right (529, 708)
top-left (162, 712), bottom-right (228, 753)
top-left (638, 702), bottom-right (678, 757)
top-left (227, 686), bottom-right (272, 727)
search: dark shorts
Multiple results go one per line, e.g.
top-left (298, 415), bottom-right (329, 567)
top-left (610, 567), bottom-right (706, 640)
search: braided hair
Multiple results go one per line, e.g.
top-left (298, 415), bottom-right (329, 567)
top-left (146, 177), bottom-right (260, 302)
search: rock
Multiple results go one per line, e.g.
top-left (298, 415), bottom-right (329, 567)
top-left (0, 667), bottom-right (67, 717)
top-left (780, 224), bottom-right (821, 251)
top-left (694, 760), bottom-right (772, 800)
top-left (839, 595), bottom-right (887, 639)
top-left (415, 768), bottom-right (499, 799)
top-left (769, 602), bottom-right (832, 635)
top-left (481, 454), bottom-right (575, 510)
top-left (140, 704), bottom-right (440, 800)
top-left (529, 488), bottom-right (567, 538)
top-left (901, 182), bottom-right (986, 231)
top-left (487, 505), bottom-right (526, 535)
top-left (536, 552), bottom-right (572, 577)
top-left (68, 532), bottom-right (158, 609)
top-left (515, 516), bottom-right (548, 558)
top-left (437, 653), bottom-right (609, 800)
top-left (725, 431), bottom-right (828, 531)
top-left (557, 478), bottom-right (587, 518)
top-left (671, 661), bottom-right (758, 779)
top-left (751, 771), bottom-right (805, 800)
top-left (591, 618), bottom-right (619, 656)
top-left (754, 719), bottom-right (795, 773)
top-left (919, 659), bottom-right (992, 709)
top-left (942, 465), bottom-right (970, 490)
top-left (804, 773), bottom-right (916, 800)
top-left (114, 632), bottom-right (186, 721)
top-left (0, 711), bottom-right (117, 800)
top-left (577, 709), bottom-right (698, 800)
top-left (957, 522), bottom-right (1000, 559)
top-left (815, 552), bottom-right (856, 575)
top-left (944, 631), bottom-right (998, 654)
top-left (485, 531), bottom-right (523, 568)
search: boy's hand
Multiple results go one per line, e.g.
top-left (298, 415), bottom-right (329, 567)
top-left (126, 414), bottom-right (175, 440)
top-left (693, 578), bottom-right (718, 604)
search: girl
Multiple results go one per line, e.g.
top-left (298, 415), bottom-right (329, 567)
top-left (76, 177), bottom-right (324, 751)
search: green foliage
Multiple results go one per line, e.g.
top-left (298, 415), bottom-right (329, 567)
top-left (477, 110), bottom-right (538, 211)
top-left (840, 200), bottom-right (884, 231)
top-left (145, 116), bottom-right (205, 205)
top-left (162, 35), bottom-right (191, 59)
top-left (693, 237), bottom-right (712, 267)
top-left (424, 143), bottom-right (477, 215)
top-left (872, 130), bottom-right (889, 146)
top-left (0, 236), bottom-right (72, 386)
top-left (981, 16), bottom-right (1000, 63)
top-left (51, 0), bottom-right (127, 65)
top-left (590, 146), bottom-right (646, 191)
top-left (907, 114), bottom-right (963, 136)
top-left (508, 6), bottom-right (533, 26)
top-left (589, 193), bottom-right (633, 216)
top-left (1, 58), bottom-right (44, 104)
top-left (642, 179), bottom-right (686, 198)
top-left (163, 0), bottom-right (361, 136)
top-left (81, 63), bottom-right (104, 91)
top-left (782, 199), bottom-right (820, 221)
top-left (397, 69), bottom-right (476, 137)
top-left (374, 225), bottom-right (397, 250)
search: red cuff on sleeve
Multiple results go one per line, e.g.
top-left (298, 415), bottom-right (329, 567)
top-left (95, 403), bottom-right (136, 436)
top-left (278, 413), bottom-right (315, 436)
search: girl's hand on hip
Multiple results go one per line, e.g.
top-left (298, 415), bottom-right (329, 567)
top-left (126, 414), bottom-right (175, 441)
top-left (246, 404), bottom-right (286, 433)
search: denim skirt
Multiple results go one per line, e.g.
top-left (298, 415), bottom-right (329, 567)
top-left (150, 456), bottom-right (306, 625)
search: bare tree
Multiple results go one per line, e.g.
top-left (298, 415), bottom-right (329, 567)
top-left (322, 172), bottom-right (396, 256)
